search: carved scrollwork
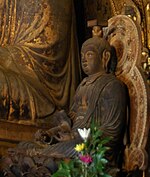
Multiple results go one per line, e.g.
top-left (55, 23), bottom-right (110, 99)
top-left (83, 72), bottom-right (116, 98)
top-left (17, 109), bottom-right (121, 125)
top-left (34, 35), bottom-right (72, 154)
top-left (124, 147), bottom-right (148, 171)
top-left (105, 15), bottom-right (141, 75)
top-left (105, 15), bottom-right (150, 172)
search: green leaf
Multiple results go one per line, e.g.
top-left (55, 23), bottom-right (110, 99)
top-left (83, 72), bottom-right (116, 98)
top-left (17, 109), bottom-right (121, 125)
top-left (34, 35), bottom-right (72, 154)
top-left (103, 174), bottom-right (112, 177)
top-left (52, 170), bottom-right (69, 177)
top-left (100, 158), bottom-right (108, 164)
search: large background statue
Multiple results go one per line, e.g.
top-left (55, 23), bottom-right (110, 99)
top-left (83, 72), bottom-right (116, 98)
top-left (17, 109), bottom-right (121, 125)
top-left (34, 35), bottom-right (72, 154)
top-left (0, 0), bottom-right (81, 123)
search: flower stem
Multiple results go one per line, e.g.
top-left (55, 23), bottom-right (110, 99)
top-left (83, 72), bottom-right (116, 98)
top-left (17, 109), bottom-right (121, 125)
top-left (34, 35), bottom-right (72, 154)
top-left (84, 164), bottom-right (88, 177)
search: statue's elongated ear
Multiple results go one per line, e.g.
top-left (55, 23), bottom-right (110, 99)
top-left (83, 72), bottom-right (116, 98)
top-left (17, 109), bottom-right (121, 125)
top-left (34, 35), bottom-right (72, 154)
top-left (102, 50), bottom-right (111, 72)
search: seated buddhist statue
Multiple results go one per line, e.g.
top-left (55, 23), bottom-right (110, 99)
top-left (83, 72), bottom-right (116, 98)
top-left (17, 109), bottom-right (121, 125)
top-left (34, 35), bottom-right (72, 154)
top-left (0, 0), bottom-right (80, 124)
top-left (1, 37), bottom-right (128, 177)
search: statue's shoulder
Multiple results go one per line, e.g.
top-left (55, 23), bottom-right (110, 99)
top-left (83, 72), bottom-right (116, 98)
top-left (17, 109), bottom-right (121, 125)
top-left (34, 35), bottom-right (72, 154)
top-left (100, 74), bottom-right (127, 95)
top-left (96, 73), bottom-right (123, 86)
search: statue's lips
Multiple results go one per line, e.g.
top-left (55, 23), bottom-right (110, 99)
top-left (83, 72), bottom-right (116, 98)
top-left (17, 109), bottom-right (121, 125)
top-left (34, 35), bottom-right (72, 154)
top-left (82, 63), bottom-right (88, 68)
top-left (82, 65), bottom-right (89, 73)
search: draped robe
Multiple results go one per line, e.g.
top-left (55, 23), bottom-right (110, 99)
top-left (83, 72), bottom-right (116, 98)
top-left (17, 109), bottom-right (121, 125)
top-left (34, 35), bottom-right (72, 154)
top-left (20, 73), bottom-right (127, 167)
top-left (0, 0), bottom-right (81, 122)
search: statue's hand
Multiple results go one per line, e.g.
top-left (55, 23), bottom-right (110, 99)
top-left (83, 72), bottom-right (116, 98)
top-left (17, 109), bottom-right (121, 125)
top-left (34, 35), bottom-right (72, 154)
top-left (54, 132), bottom-right (73, 141)
top-left (34, 129), bottom-right (48, 144)
top-left (53, 110), bottom-right (72, 127)
top-left (45, 110), bottom-right (72, 137)
top-left (34, 110), bottom-right (72, 144)
top-left (45, 120), bottom-right (71, 138)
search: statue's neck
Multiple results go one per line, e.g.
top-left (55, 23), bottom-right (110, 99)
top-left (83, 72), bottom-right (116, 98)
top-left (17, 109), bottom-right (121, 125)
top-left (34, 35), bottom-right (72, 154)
top-left (88, 71), bottom-right (106, 79)
top-left (83, 71), bottom-right (107, 85)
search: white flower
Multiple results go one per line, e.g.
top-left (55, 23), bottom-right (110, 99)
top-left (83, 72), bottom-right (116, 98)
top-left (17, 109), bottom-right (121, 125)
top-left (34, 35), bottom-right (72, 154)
top-left (78, 128), bottom-right (91, 141)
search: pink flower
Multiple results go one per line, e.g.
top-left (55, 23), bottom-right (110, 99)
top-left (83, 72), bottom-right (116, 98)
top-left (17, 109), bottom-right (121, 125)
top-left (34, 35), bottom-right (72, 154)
top-left (79, 154), bottom-right (93, 164)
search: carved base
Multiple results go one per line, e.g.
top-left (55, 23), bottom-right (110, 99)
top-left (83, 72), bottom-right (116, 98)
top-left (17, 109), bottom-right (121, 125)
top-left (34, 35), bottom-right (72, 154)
top-left (0, 120), bottom-right (49, 156)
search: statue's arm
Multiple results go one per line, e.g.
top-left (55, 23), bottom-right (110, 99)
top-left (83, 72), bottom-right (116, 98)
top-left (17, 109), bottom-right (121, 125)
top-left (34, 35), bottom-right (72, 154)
top-left (99, 79), bottom-right (127, 140)
top-left (37, 85), bottom-right (82, 143)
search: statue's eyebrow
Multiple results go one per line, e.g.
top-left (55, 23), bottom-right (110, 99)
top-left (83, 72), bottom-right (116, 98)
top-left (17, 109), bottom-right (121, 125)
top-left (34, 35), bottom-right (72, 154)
top-left (81, 46), bottom-right (97, 53)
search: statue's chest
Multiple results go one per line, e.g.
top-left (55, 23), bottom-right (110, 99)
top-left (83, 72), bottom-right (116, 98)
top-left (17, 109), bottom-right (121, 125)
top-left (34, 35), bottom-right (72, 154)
top-left (76, 84), bottom-right (93, 112)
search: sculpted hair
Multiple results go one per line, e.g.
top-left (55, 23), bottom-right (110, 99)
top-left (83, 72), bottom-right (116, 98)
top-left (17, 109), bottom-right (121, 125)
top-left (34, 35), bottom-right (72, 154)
top-left (81, 37), bottom-right (111, 58)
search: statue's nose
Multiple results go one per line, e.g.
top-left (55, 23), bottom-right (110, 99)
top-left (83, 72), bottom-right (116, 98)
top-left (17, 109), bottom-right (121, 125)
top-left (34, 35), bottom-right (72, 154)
top-left (82, 58), bottom-right (87, 64)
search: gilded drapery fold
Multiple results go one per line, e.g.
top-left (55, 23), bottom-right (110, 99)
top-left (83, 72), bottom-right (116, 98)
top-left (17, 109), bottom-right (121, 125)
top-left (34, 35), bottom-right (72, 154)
top-left (0, 0), bottom-right (81, 122)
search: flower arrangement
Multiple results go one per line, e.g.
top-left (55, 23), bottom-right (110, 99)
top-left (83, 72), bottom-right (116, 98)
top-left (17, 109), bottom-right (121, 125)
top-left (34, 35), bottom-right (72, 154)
top-left (52, 122), bottom-right (111, 177)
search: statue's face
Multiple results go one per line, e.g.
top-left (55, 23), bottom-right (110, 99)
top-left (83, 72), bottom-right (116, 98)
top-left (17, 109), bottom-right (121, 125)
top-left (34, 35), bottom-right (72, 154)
top-left (81, 46), bottom-right (101, 75)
